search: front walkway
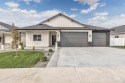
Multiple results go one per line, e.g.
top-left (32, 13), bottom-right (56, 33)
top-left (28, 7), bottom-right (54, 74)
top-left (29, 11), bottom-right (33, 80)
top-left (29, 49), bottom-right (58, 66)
top-left (0, 67), bottom-right (125, 83)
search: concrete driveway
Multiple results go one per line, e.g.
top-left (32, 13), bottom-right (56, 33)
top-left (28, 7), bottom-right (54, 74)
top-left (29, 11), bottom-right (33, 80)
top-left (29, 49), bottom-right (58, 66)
top-left (57, 47), bottom-right (125, 67)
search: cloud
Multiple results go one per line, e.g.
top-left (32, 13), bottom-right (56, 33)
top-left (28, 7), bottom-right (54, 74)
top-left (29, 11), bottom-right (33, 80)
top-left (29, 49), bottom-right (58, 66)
top-left (74, 0), bottom-right (99, 14)
top-left (88, 12), bottom-right (108, 24)
top-left (87, 12), bottom-right (125, 28)
top-left (81, 3), bottom-right (99, 14)
top-left (23, 0), bottom-right (42, 5)
top-left (5, 2), bottom-right (19, 9)
top-left (99, 2), bottom-right (106, 7)
top-left (99, 14), bottom-right (125, 28)
top-left (24, 0), bottom-right (32, 5)
top-left (71, 8), bottom-right (81, 11)
top-left (0, 2), bottom-right (62, 27)
top-left (33, 0), bottom-right (42, 3)
top-left (69, 14), bottom-right (77, 18)
top-left (74, 0), bottom-right (98, 5)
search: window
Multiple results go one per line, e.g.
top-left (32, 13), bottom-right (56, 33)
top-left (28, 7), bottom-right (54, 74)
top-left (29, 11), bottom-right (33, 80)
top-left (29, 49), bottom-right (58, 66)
top-left (0, 37), bottom-right (1, 43)
top-left (33, 35), bottom-right (41, 41)
top-left (115, 36), bottom-right (119, 38)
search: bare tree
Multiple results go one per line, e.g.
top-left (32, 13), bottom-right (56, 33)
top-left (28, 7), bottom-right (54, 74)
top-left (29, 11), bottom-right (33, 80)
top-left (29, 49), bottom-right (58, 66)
top-left (11, 23), bottom-right (21, 55)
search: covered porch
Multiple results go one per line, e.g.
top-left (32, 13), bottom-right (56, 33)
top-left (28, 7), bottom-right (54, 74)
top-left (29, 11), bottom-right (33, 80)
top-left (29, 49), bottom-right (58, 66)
top-left (16, 24), bottom-right (61, 49)
top-left (18, 30), bottom-right (60, 49)
top-left (49, 30), bottom-right (60, 47)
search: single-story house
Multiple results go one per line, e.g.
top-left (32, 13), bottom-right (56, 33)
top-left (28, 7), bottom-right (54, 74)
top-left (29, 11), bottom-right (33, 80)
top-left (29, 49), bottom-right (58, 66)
top-left (110, 25), bottom-right (125, 38)
top-left (17, 13), bottom-right (110, 48)
top-left (0, 22), bottom-right (14, 49)
top-left (0, 22), bottom-right (25, 49)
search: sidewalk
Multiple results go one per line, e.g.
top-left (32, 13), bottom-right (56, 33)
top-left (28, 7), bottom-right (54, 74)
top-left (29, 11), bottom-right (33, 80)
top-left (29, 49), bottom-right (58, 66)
top-left (0, 67), bottom-right (125, 83)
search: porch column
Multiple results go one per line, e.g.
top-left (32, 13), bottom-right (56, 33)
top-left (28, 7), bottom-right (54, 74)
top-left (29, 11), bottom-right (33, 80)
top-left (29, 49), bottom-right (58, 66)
top-left (56, 31), bottom-right (60, 42)
top-left (55, 30), bottom-right (60, 49)
top-left (88, 30), bottom-right (92, 46)
top-left (2, 33), bottom-right (5, 50)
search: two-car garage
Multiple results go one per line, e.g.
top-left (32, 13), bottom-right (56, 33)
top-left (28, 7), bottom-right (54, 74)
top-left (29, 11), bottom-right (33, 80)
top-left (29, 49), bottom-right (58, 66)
top-left (61, 32), bottom-right (88, 47)
top-left (60, 31), bottom-right (109, 47)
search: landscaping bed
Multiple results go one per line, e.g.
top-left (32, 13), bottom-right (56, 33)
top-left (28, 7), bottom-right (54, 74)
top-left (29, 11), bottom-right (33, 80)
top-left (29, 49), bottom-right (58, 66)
top-left (0, 51), bottom-right (47, 68)
top-left (33, 51), bottom-right (53, 68)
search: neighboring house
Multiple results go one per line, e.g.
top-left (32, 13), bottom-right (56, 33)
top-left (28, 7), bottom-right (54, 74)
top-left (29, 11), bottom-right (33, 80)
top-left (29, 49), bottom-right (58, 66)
top-left (0, 22), bottom-right (25, 49)
top-left (0, 22), bottom-right (13, 49)
top-left (110, 25), bottom-right (125, 46)
top-left (110, 25), bottom-right (125, 38)
top-left (17, 13), bottom-right (110, 48)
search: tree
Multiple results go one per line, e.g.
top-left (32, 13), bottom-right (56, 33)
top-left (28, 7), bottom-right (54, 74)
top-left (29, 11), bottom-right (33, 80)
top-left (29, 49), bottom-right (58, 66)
top-left (11, 23), bottom-right (21, 55)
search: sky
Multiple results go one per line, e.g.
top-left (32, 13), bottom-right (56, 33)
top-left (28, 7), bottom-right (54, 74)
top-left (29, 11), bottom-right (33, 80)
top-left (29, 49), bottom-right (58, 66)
top-left (0, 0), bottom-right (125, 28)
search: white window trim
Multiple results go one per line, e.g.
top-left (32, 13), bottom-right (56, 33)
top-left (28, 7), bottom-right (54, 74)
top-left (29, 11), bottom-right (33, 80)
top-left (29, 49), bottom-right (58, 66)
top-left (33, 35), bottom-right (42, 41)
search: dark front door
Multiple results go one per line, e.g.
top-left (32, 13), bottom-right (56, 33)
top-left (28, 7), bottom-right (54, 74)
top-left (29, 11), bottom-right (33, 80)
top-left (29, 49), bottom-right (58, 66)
top-left (52, 35), bottom-right (56, 45)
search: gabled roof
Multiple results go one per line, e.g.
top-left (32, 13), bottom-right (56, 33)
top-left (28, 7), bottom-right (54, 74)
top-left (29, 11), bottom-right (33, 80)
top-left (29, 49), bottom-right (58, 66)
top-left (40, 13), bottom-right (87, 27)
top-left (111, 25), bottom-right (125, 34)
top-left (17, 24), bottom-right (109, 30)
top-left (0, 22), bottom-right (19, 32)
top-left (16, 13), bottom-right (110, 31)
top-left (18, 24), bottom-right (54, 30)
top-left (86, 25), bottom-right (109, 30)
top-left (17, 24), bottom-right (92, 30)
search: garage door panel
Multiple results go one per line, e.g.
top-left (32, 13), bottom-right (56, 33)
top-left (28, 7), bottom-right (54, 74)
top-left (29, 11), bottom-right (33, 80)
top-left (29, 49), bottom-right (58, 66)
top-left (93, 32), bottom-right (107, 47)
top-left (61, 32), bottom-right (88, 47)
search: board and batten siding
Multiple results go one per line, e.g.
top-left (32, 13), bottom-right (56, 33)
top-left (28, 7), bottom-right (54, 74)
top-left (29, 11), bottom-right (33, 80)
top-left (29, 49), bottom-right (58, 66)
top-left (43, 15), bottom-right (84, 27)
top-left (26, 30), bottom-right (49, 47)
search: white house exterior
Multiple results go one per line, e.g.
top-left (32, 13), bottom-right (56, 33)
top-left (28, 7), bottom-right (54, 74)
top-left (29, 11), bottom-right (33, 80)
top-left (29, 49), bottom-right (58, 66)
top-left (0, 22), bottom-right (25, 49)
top-left (0, 22), bottom-right (13, 49)
top-left (110, 25), bottom-right (125, 46)
top-left (17, 13), bottom-right (110, 47)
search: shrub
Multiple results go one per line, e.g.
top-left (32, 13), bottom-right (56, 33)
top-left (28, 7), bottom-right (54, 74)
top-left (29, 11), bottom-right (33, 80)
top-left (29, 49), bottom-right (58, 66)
top-left (19, 42), bottom-right (24, 50)
top-left (49, 49), bottom-right (53, 52)
top-left (41, 56), bottom-right (47, 62)
top-left (34, 58), bottom-right (41, 65)
top-left (21, 46), bottom-right (24, 50)
top-left (33, 46), bottom-right (35, 50)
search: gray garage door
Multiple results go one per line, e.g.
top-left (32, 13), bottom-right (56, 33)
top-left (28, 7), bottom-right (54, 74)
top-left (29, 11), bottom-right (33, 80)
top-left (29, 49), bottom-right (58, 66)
top-left (93, 32), bottom-right (107, 47)
top-left (61, 32), bottom-right (88, 47)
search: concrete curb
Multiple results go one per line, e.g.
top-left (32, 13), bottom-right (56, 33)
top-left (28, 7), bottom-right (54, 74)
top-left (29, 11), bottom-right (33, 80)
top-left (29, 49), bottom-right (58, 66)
top-left (46, 49), bottom-right (59, 67)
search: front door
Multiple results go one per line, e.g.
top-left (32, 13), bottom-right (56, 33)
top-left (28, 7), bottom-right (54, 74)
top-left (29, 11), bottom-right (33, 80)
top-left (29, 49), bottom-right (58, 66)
top-left (52, 35), bottom-right (56, 45)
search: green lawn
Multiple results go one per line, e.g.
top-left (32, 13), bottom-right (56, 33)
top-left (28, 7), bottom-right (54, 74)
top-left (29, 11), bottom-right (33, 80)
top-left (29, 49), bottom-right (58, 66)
top-left (113, 46), bottom-right (125, 49)
top-left (0, 51), bottom-right (45, 68)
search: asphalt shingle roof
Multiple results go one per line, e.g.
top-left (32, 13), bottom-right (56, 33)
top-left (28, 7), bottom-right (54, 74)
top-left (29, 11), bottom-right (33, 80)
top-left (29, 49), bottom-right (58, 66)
top-left (16, 13), bottom-right (110, 31)
top-left (17, 24), bottom-right (109, 31)
top-left (0, 22), bottom-right (19, 32)
top-left (111, 25), bottom-right (125, 34)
